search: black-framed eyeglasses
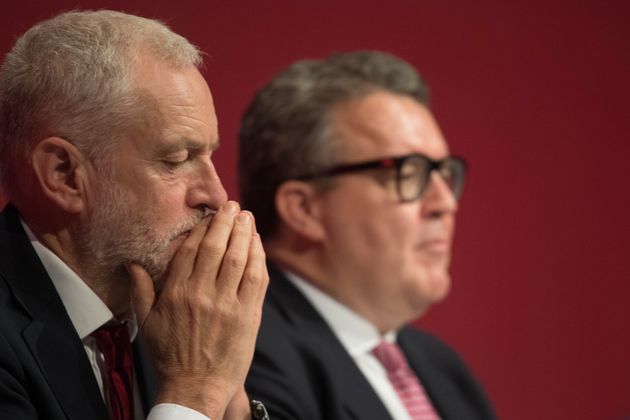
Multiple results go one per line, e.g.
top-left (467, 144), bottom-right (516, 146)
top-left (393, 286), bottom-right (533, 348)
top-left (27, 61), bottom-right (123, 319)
top-left (296, 153), bottom-right (467, 202)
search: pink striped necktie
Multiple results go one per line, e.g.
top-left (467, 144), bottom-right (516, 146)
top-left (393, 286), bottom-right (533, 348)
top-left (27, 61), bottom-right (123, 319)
top-left (372, 341), bottom-right (440, 420)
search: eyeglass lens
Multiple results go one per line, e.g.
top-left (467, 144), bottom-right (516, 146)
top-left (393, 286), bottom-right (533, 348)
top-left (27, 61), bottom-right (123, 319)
top-left (398, 156), bottom-right (464, 201)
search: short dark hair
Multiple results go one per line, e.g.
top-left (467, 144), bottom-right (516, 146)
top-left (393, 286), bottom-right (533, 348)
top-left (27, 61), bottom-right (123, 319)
top-left (238, 50), bottom-right (429, 238)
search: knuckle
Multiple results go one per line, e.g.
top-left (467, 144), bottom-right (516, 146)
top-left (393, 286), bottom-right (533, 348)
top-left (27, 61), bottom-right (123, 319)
top-left (223, 251), bottom-right (246, 272)
top-left (262, 272), bottom-right (270, 287)
top-left (198, 240), bottom-right (226, 260)
top-left (215, 298), bottom-right (234, 315)
top-left (176, 241), bottom-right (197, 258)
top-left (182, 292), bottom-right (216, 319)
top-left (188, 293), bottom-right (213, 312)
top-left (241, 268), bottom-right (267, 294)
top-left (159, 288), bottom-right (185, 311)
top-left (214, 299), bottom-right (240, 325)
top-left (252, 243), bottom-right (266, 260)
top-left (244, 270), bottom-right (263, 287)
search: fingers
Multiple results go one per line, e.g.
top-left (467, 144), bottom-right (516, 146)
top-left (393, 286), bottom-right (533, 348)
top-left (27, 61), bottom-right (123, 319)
top-left (216, 211), bottom-right (254, 296)
top-left (253, 234), bottom-right (270, 303)
top-left (127, 263), bottom-right (155, 328)
top-left (193, 201), bottom-right (240, 285)
top-left (143, 200), bottom-right (266, 304)
top-left (238, 229), bottom-right (269, 306)
top-left (160, 216), bottom-right (211, 296)
top-left (135, 201), bottom-right (267, 418)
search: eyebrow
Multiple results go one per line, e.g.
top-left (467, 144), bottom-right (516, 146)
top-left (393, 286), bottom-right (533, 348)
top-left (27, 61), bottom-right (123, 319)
top-left (156, 137), bottom-right (221, 155)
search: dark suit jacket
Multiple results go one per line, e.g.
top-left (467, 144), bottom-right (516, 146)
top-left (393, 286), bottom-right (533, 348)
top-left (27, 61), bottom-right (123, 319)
top-left (245, 264), bottom-right (496, 420)
top-left (0, 205), bottom-right (157, 419)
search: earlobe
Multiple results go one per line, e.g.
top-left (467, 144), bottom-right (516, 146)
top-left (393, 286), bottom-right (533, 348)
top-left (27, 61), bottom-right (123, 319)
top-left (31, 137), bottom-right (86, 213)
top-left (275, 180), bottom-right (326, 242)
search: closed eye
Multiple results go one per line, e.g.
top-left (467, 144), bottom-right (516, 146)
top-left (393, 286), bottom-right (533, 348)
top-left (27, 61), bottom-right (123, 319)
top-left (162, 151), bottom-right (192, 169)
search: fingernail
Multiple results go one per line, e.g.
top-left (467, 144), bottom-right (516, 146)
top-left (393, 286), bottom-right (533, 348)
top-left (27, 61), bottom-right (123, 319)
top-left (238, 211), bottom-right (250, 224)
top-left (223, 201), bottom-right (238, 214)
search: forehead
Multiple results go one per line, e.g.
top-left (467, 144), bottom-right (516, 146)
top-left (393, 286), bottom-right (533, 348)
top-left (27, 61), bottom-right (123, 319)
top-left (330, 91), bottom-right (449, 160)
top-left (130, 54), bottom-right (218, 150)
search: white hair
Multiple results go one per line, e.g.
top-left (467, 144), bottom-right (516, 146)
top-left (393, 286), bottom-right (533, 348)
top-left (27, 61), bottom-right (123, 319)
top-left (0, 10), bottom-right (202, 196)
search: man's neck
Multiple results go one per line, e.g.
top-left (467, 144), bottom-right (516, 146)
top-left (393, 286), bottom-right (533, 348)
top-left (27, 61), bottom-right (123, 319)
top-left (267, 245), bottom-right (404, 334)
top-left (24, 217), bottom-right (131, 318)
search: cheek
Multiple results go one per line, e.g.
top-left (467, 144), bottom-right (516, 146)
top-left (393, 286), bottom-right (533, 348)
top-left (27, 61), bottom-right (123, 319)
top-left (391, 208), bottom-right (421, 249)
top-left (357, 214), bottom-right (413, 267)
top-left (323, 186), bottom-right (415, 263)
top-left (144, 184), bottom-right (189, 216)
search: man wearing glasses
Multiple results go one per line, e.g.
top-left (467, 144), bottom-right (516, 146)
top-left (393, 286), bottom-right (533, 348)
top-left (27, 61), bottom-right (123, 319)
top-left (239, 51), bottom-right (495, 419)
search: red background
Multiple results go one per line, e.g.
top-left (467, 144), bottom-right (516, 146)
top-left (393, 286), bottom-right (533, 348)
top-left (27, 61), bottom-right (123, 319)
top-left (2, 1), bottom-right (629, 419)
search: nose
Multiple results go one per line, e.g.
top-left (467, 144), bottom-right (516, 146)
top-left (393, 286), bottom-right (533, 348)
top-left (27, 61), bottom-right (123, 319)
top-left (421, 171), bottom-right (458, 218)
top-left (187, 160), bottom-right (228, 211)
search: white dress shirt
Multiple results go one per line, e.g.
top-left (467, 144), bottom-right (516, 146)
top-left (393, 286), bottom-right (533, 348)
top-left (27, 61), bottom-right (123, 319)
top-left (285, 271), bottom-right (414, 420)
top-left (22, 220), bottom-right (210, 420)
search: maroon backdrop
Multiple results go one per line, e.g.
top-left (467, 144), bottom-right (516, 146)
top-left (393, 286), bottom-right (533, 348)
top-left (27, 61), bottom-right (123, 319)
top-left (2, 1), bottom-right (629, 419)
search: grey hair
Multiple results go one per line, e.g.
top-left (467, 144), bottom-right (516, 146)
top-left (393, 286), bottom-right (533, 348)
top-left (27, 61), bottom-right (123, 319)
top-left (238, 50), bottom-right (429, 238)
top-left (0, 10), bottom-right (202, 195)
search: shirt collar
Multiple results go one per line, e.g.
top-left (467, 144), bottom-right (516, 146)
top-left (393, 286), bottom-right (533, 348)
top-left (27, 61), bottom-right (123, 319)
top-left (285, 270), bottom-right (397, 357)
top-left (20, 219), bottom-right (137, 341)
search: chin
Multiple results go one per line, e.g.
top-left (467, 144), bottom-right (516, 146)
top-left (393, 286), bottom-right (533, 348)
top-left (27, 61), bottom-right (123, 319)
top-left (138, 246), bottom-right (176, 284)
top-left (431, 272), bottom-right (452, 302)
top-left (413, 270), bottom-right (452, 305)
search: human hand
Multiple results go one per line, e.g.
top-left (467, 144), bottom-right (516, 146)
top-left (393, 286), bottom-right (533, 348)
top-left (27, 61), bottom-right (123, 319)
top-left (128, 201), bottom-right (268, 419)
top-left (223, 387), bottom-right (251, 420)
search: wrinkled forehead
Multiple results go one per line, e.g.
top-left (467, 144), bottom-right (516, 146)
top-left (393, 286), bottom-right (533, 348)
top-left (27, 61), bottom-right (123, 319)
top-left (328, 91), bottom-right (449, 161)
top-left (128, 54), bottom-right (218, 147)
top-left (131, 53), bottom-right (214, 110)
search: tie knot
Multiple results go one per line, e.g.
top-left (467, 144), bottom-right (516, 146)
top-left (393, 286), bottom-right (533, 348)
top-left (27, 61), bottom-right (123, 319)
top-left (372, 341), bottom-right (407, 373)
top-left (92, 322), bottom-right (133, 370)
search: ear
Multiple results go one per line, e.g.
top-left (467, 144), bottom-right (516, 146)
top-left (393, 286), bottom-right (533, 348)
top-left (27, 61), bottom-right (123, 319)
top-left (274, 180), bottom-right (326, 242)
top-left (31, 137), bottom-right (89, 214)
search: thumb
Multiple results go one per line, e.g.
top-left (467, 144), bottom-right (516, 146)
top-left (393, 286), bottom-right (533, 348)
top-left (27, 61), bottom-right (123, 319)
top-left (127, 263), bottom-right (155, 329)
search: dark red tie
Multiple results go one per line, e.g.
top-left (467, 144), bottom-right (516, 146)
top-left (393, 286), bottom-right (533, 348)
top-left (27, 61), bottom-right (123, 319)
top-left (92, 323), bottom-right (135, 420)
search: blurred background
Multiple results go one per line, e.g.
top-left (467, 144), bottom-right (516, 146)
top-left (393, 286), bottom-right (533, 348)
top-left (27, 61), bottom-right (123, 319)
top-left (2, 1), bottom-right (629, 418)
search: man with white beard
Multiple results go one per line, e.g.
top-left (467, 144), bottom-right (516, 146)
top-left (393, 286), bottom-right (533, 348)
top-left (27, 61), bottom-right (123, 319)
top-left (0, 10), bottom-right (269, 420)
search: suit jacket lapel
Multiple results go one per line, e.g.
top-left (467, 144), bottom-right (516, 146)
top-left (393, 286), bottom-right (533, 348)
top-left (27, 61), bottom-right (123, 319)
top-left (268, 265), bottom-right (394, 420)
top-left (133, 336), bottom-right (159, 416)
top-left (321, 342), bottom-right (394, 420)
top-left (0, 205), bottom-right (108, 420)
